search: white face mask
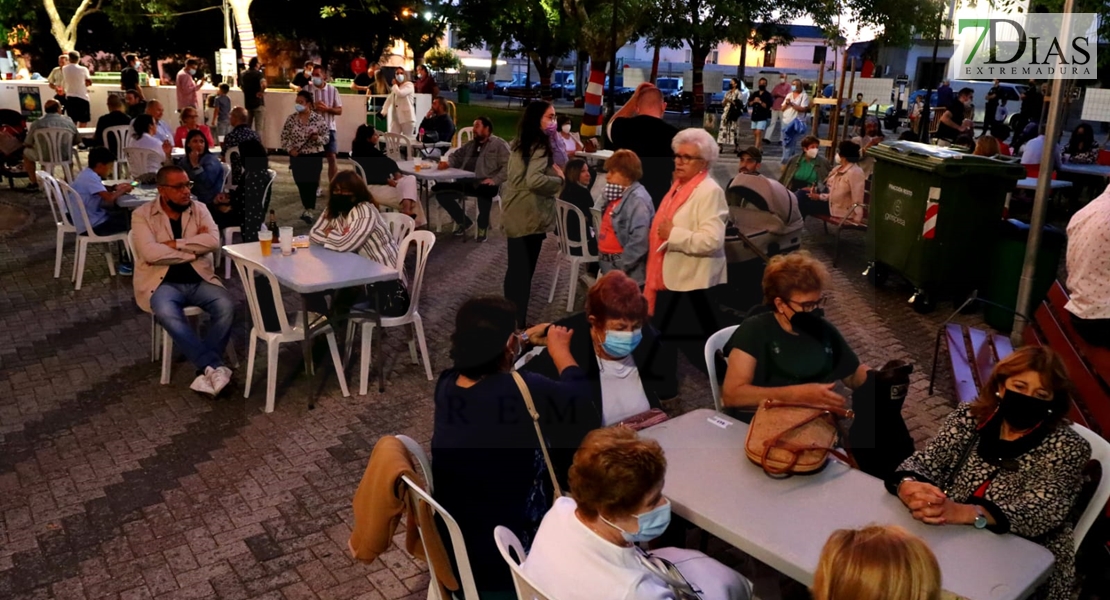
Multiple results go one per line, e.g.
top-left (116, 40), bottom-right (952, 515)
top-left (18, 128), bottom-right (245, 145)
top-left (396, 74), bottom-right (405, 83)
top-left (561, 124), bottom-right (571, 134)
top-left (834, 153), bottom-right (841, 165)
top-left (805, 147), bottom-right (818, 159)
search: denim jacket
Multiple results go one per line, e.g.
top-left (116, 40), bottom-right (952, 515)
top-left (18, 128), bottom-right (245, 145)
top-left (594, 181), bottom-right (655, 285)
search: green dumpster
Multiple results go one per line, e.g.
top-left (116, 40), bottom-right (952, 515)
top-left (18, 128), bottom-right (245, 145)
top-left (982, 219), bottom-right (1066, 332)
top-left (865, 141), bottom-right (1025, 313)
top-left (457, 84), bottom-right (471, 105)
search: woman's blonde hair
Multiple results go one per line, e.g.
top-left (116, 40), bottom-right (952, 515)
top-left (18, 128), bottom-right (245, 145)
top-left (973, 136), bottom-right (1001, 157)
top-left (812, 525), bottom-right (941, 600)
top-left (761, 250), bottom-right (829, 305)
top-left (969, 345), bottom-right (1073, 428)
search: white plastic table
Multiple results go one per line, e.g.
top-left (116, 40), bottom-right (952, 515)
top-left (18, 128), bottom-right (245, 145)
top-left (1057, 163), bottom-right (1110, 179)
top-left (171, 146), bottom-right (222, 157)
top-left (77, 127), bottom-right (96, 136)
top-left (397, 160), bottom-right (476, 230)
top-left (579, 149), bottom-right (614, 165)
top-left (640, 409), bottom-right (1055, 600)
top-left (117, 187), bottom-right (159, 209)
top-left (222, 242), bottom-right (398, 382)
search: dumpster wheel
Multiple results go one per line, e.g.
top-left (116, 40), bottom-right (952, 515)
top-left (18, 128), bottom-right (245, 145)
top-left (864, 262), bottom-right (889, 287)
top-left (910, 289), bottom-right (936, 314)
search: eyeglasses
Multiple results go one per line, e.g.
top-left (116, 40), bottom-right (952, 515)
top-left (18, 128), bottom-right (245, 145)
top-left (673, 154), bottom-right (704, 163)
top-left (786, 295), bottom-right (828, 312)
top-left (159, 181), bottom-right (194, 190)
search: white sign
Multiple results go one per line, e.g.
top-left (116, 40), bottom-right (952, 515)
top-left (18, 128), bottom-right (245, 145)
top-left (217, 48), bottom-right (237, 77)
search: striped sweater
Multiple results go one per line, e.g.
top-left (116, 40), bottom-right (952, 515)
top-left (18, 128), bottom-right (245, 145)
top-left (309, 202), bottom-right (398, 267)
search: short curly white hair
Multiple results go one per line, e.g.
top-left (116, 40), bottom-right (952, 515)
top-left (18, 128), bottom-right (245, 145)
top-left (671, 127), bottom-right (720, 166)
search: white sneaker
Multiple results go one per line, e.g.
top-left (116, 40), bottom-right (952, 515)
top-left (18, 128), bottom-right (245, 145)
top-left (316, 186), bottom-right (324, 197)
top-left (206, 365), bottom-right (233, 396)
top-left (190, 373), bottom-right (216, 396)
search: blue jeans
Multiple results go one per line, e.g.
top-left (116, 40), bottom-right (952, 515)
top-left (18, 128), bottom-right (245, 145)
top-left (150, 281), bottom-right (235, 372)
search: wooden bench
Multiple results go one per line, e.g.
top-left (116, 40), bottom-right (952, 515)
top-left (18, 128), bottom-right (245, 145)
top-left (505, 87), bottom-right (540, 107)
top-left (941, 324), bottom-right (1016, 404)
top-left (810, 177), bottom-right (871, 267)
top-left (1024, 281), bottom-right (1110, 435)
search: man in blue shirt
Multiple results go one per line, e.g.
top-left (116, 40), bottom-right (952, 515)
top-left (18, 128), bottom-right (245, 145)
top-left (71, 147), bottom-right (135, 272)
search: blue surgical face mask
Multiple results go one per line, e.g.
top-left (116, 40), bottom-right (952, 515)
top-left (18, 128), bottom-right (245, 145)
top-left (312, 76), bottom-right (323, 86)
top-left (602, 499), bottom-right (671, 543)
top-left (601, 328), bottom-right (642, 358)
top-left (187, 68), bottom-right (196, 76)
top-left (294, 103), bottom-right (307, 113)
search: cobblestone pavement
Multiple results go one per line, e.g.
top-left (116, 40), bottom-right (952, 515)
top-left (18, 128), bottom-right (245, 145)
top-left (0, 145), bottom-right (992, 599)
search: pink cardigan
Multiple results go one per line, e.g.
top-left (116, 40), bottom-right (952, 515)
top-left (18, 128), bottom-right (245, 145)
top-left (825, 163), bottom-right (866, 222)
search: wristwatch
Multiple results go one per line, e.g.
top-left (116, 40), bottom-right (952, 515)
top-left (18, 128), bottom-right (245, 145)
top-left (897, 476), bottom-right (916, 493)
top-left (972, 505), bottom-right (988, 529)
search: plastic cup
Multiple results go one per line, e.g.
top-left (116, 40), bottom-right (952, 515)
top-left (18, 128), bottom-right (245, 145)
top-left (258, 230), bottom-right (273, 256)
top-left (279, 227), bottom-right (293, 255)
top-left (414, 162), bottom-right (422, 172)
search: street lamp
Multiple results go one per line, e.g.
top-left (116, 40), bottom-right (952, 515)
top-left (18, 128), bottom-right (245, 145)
top-left (424, 11), bottom-right (432, 20)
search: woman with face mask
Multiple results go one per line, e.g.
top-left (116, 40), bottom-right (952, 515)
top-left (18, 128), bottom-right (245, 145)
top-left (801, 140), bottom-right (865, 222)
top-left (381, 68), bottom-right (415, 134)
top-left (521, 271), bottom-right (675, 424)
top-left (522, 426), bottom-right (753, 600)
top-left (778, 135), bottom-right (830, 197)
top-left (431, 296), bottom-right (598, 597)
top-left (889, 346), bottom-right (1090, 600)
top-left (556, 115), bottom-right (583, 157)
top-left (720, 251), bottom-right (916, 479)
top-left (281, 90), bottom-right (330, 222)
top-left (593, 150), bottom-right (654, 285)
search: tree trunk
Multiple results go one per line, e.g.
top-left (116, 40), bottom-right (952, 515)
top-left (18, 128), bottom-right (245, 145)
top-left (229, 0), bottom-right (257, 59)
top-left (581, 60), bottom-right (607, 137)
top-left (487, 49), bottom-right (499, 99)
top-left (737, 39), bottom-right (748, 81)
top-left (691, 44), bottom-right (709, 117)
top-left (649, 43), bottom-right (661, 84)
top-left (575, 52), bottom-right (587, 98)
top-left (533, 54), bottom-right (556, 101)
top-left (43, 0), bottom-right (98, 53)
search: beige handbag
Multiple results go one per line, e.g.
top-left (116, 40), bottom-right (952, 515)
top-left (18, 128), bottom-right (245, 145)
top-left (744, 399), bottom-right (856, 477)
top-left (511, 371), bottom-right (563, 497)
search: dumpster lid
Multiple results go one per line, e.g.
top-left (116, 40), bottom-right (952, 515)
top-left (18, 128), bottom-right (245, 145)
top-left (879, 141), bottom-right (969, 160)
top-left (869, 141), bottom-right (1026, 178)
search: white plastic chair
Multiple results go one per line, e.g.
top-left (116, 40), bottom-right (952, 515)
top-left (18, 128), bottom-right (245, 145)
top-left (222, 169), bottom-right (277, 279)
top-left (454, 126), bottom-right (473, 148)
top-left (346, 231), bottom-right (436, 395)
top-left (57, 179), bottom-right (131, 290)
top-left (705, 325), bottom-right (740, 412)
top-left (219, 162), bottom-right (233, 193)
top-left (103, 125), bottom-right (132, 179)
top-left (548, 200), bottom-right (598, 312)
top-left (399, 468), bottom-right (481, 600)
top-left (124, 147), bottom-right (166, 178)
top-left (382, 132), bottom-right (412, 162)
top-left (379, 212), bottom-right (415, 247)
top-left (31, 127), bottom-right (77, 183)
top-left (348, 158), bottom-right (367, 183)
top-left (493, 526), bottom-right (554, 600)
top-left (1071, 423), bottom-right (1110, 552)
top-left (231, 253), bottom-right (350, 413)
top-left (224, 145), bottom-right (240, 168)
top-left (37, 172), bottom-right (77, 279)
top-left (395, 434), bottom-right (433, 491)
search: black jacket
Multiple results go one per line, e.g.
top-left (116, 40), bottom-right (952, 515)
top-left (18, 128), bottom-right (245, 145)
top-left (520, 312), bottom-right (676, 412)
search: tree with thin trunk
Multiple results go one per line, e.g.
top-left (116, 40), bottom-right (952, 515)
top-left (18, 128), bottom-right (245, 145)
top-left (42, 0), bottom-right (102, 53)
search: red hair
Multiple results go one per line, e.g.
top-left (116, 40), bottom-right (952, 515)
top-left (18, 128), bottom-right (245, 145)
top-left (585, 271), bottom-right (648, 327)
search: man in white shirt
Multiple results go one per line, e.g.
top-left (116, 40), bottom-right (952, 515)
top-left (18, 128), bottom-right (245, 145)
top-left (62, 51), bottom-right (92, 127)
top-left (145, 100), bottom-right (174, 144)
top-left (780, 79), bottom-right (809, 161)
top-left (305, 65), bottom-right (343, 182)
top-left (1065, 184), bottom-right (1110, 348)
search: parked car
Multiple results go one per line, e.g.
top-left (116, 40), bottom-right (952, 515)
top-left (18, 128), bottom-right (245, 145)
top-left (494, 73), bottom-right (527, 94)
top-left (709, 78), bottom-right (750, 111)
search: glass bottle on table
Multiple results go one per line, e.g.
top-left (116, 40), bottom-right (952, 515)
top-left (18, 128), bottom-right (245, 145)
top-left (268, 210), bottom-right (279, 242)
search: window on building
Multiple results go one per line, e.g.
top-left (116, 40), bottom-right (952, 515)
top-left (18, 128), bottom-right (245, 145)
top-left (709, 50), bottom-right (718, 64)
top-left (685, 49), bottom-right (691, 63)
top-left (764, 47), bottom-right (777, 67)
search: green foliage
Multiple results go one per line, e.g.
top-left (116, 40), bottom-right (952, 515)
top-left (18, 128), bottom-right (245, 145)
top-left (562, 0), bottom-right (650, 62)
top-left (424, 46), bottom-right (460, 71)
top-left (0, 0), bottom-right (36, 43)
top-left (455, 0), bottom-right (576, 93)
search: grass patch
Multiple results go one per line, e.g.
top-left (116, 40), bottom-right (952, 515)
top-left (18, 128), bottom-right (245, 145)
top-left (455, 104), bottom-right (525, 141)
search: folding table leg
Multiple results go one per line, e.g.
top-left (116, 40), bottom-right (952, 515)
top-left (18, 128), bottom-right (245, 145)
top-left (301, 296), bottom-right (315, 376)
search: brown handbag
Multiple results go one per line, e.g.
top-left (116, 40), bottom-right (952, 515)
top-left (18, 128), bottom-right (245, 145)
top-left (617, 408), bottom-right (669, 431)
top-left (745, 399), bottom-right (856, 477)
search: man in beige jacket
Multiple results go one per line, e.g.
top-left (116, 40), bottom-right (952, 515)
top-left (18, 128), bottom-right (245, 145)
top-left (131, 165), bottom-right (235, 396)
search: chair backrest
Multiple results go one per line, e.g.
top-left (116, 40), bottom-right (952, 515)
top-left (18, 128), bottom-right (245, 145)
top-left (394, 435), bottom-right (433, 492)
top-left (220, 162), bottom-right (233, 193)
top-left (262, 169), bottom-right (277, 213)
top-left (124, 147), bottom-right (165, 177)
top-left (1071, 423), bottom-right (1110, 551)
top-left (229, 253), bottom-right (295, 336)
top-left (554, 199), bottom-right (596, 260)
top-left (455, 126), bottom-right (473, 148)
top-left (104, 124), bottom-right (131, 161)
top-left (225, 145), bottom-right (240, 167)
top-left (401, 476), bottom-right (481, 600)
top-left (395, 230), bottom-right (436, 319)
top-left (36, 171), bottom-right (68, 228)
top-left (348, 158), bottom-right (367, 183)
top-left (493, 526), bottom-right (554, 600)
top-left (445, 100), bottom-right (457, 125)
top-left (379, 212), bottom-right (415, 247)
top-left (705, 325), bottom-right (740, 412)
top-left (382, 132), bottom-right (410, 161)
top-left (57, 179), bottom-right (101, 238)
top-left (32, 127), bottom-right (75, 165)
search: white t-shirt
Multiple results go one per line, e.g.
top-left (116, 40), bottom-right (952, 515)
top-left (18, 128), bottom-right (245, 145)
top-left (1066, 190), bottom-right (1110, 319)
top-left (562, 134), bottom-right (577, 153)
top-left (598, 355), bottom-right (651, 425)
top-left (1021, 135), bottom-right (1049, 165)
top-left (62, 64), bottom-right (90, 100)
top-left (306, 83), bottom-right (342, 131)
top-left (521, 497), bottom-right (673, 600)
top-left (781, 91), bottom-right (809, 124)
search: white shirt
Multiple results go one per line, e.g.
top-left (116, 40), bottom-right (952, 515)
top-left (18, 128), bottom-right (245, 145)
top-left (598, 355), bottom-right (651, 425)
top-left (781, 90), bottom-right (809, 124)
top-left (62, 63), bottom-right (90, 100)
top-left (305, 83), bottom-right (342, 131)
top-left (1021, 135), bottom-right (1046, 165)
top-left (132, 133), bottom-right (167, 175)
top-left (521, 497), bottom-right (673, 600)
top-left (154, 119), bottom-right (173, 144)
top-left (1066, 185), bottom-right (1110, 319)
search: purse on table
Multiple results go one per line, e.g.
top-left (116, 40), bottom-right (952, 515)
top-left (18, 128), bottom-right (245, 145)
top-left (745, 398), bottom-right (856, 477)
top-left (618, 408), bottom-right (670, 431)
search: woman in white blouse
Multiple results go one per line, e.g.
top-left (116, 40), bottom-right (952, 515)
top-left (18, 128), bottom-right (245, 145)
top-left (522, 426), bottom-right (751, 600)
top-left (130, 114), bottom-right (171, 176)
top-left (382, 68), bottom-right (415, 134)
top-left (556, 115), bottom-right (583, 157)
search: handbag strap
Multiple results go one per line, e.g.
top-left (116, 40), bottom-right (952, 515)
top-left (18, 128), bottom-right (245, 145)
top-left (759, 400), bottom-right (858, 477)
top-left (511, 371), bottom-right (564, 498)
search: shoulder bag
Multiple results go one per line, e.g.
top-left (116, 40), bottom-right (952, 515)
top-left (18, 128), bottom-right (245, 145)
top-left (745, 398), bottom-right (856, 477)
top-left (511, 371), bottom-right (563, 498)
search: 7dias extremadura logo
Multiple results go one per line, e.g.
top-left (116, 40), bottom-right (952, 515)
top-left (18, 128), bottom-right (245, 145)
top-left (957, 13), bottom-right (1099, 79)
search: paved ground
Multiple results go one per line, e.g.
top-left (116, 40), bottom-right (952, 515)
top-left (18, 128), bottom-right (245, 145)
top-left (0, 132), bottom-right (996, 600)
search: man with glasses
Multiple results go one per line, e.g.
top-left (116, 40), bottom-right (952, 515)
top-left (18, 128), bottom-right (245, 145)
top-left (608, 83), bottom-right (678, 208)
top-left (131, 165), bottom-right (235, 397)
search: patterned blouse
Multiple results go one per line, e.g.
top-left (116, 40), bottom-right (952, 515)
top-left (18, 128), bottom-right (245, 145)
top-left (309, 202), bottom-right (398, 267)
top-left (890, 404), bottom-right (1091, 600)
top-left (280, 111), bottom-right (329, 155)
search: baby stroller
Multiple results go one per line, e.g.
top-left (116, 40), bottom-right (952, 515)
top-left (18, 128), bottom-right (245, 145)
top-left (0, 109), bottom-right (28, 189)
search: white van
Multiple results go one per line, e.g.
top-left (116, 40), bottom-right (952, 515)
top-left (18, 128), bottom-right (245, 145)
top-left (948, 80), bottom-right (1028, 124)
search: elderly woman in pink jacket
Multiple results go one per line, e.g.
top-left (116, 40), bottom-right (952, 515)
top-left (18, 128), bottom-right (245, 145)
top-left (801, 140), bottom-right (866, 223)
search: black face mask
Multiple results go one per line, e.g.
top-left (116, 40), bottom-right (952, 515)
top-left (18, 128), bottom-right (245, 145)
top-left (998, 389), bottom-right (1054, 431)
top-left (788, 307), bottom-right (825, 339)
top-left (166, 199), bottom-right (192, 213)
top-left (758, 85), bottom-right (766, 91)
